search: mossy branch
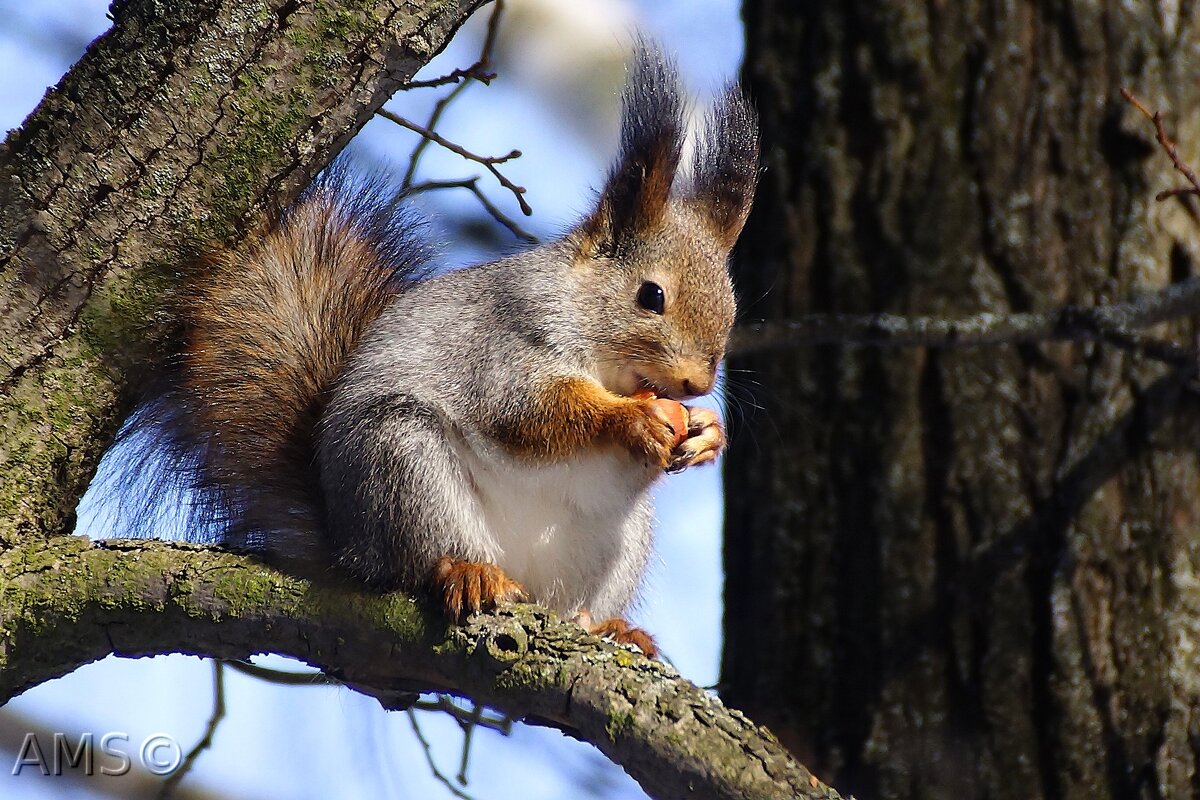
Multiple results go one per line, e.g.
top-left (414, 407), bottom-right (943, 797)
top-left (0, 537), bottom-right (842, 800)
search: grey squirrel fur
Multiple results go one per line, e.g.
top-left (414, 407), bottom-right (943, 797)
top-left (123, 47), bottom-right (758, 633)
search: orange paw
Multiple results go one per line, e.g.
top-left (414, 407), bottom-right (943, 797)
top-left (431, 556), bottom-right (527, 621)
top-left (668, 405), bottom-right (725, 472)
top-left (574, 609), bottom-right (658, 658)
top-left (632, 389), bottom-right (690, 449)
top-left (609, 395), bottom-right (686, 469)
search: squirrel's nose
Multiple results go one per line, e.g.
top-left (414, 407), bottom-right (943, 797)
top-left (680, 369), bottom-right (716, 398)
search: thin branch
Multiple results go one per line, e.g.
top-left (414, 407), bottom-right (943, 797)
top-left (399, 128), bottom-right (517, 171)
top-left (231, 662), bottom-right (511, 792)
top-left (400, 0), bottom-right (503, 90)
top-left (456, 702), bottom-right (483, 785)
top-left (728, 275), bottom-right (1200, 361)
top-left (382, 0), bottom-right (534, 234)
top-left (402, 65), bottom-right (497, 90)
top-left (382, 109), bottom-right (531, 216)
top-left (407, 708), bottom-right (477, 800)
top-left (405, 178), bottom-right (538, 242)
top-left (397, 0), bottom-right (506, 192)
top-left (224, 659), bottom-right (339, 686)
top-left (158, 661), bottom-right (226, 799)
top-left (1121, 87), bottom-right (1200, 200)
top-left (399, 79), bottom-right (473, 189)
top-left (411, 695), bottom-right (514, 734)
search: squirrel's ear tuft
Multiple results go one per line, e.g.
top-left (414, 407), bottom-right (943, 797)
top-left (690, 84), bottom-right (759, 250)
top-left (581, 42), bottom-right (686, 255)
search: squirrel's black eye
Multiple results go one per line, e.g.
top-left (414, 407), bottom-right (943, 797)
top-left (636, 282), bottom-right (665, 314)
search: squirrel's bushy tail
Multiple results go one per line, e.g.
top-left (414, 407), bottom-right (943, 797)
top-left (112, 171), bottom-right (429, 569)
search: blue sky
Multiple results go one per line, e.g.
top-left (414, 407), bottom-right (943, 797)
top-left (0, 2), bottom-right (745, 797)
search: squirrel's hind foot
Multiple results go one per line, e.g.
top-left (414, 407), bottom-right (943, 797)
top-left (572, 609), bottom-right (658, 658)
top-left (431, 556), bottom-right (527, 621)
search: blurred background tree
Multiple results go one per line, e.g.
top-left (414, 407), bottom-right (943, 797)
top-left (726, 3), bottom-right (1200, 799)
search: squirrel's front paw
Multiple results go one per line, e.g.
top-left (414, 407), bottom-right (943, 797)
top-left (608, 397), bottom-right (685, 469)
top-left (668, 406), bottom-right (725, 472)
top-left (431, 556), bottom-right (528, 621)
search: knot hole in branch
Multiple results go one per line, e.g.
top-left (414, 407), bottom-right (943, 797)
top-left (472, 617), bottom-right (529, 667)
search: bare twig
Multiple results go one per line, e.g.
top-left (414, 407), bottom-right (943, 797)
top-left (407, 708), bottom-right (477, 800)
top-left (401, 0), bottom-right (503, 90)
top-left (455, 703), bottom-right (483, 785)
top-left (402, 65), bottom-right (497, 90)
top-left (1121, 87), bottom-right (1200, 200)
top-left (411, 695), bottom-right (514, 735)
top-left (381, 109), bottom-right (531, 216)
top-left (224, 659), bottom-right (338, 686)
top-left (158, 661), bottom-right (226, 799)
top-left (227, 663), bottom-right (510, 793)
top-left (383, 0), bottom-right (533, 233)
top-left (400, 79), bottom-right (473, 189)
top-left (405, 178), bottom-right (538, 242)
top-left (407, 696), bottom-right (513, 792)
top-left (729, 276), bottom-right (1200, 363)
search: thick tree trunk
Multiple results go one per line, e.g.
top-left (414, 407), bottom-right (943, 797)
top-left (725, 3), bottom-right (1200, 799)
top-left (0, 0), bottom-right (484, 544)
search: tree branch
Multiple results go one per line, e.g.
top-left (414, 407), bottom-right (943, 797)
top-left (159, 661), bottom-right (225, 800)
top-left (731, 90), bottom-right (1200, 362)
top-left (729, 275), bottom-right (1200, 363)
top-left (405, 177), bottom-right (538, 242)
top-left (1121, 87), bottom-right (1200, 200)
top-left (380, 109), bottom-right (532, 216)
top-left (399, 0), bottom-right (502, 90)
top-left (382, 1), bottom-right (537, 239)
top-left (0, 537), bottom-right (843, 800)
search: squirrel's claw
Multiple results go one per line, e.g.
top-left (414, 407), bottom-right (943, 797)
top-left (432, 556), bottom-right (527, 621)
top-left (573, 608), bottom-right (658, 658)
top-left (667, 406), bottom-right (725, 472)
top-left (611, 397), bottom-right (681, 469)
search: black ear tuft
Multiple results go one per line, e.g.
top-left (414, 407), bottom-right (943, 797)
top-left (690, 83), bottom-right (759, 249)
top-left (582, 42), bottom-right (687, 254)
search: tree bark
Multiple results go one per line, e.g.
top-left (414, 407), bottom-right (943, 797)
top-left (725, 3), bottom-right (1200, 799)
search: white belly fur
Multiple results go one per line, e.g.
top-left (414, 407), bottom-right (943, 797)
top-left (453, 437), bottom-right (654, 617)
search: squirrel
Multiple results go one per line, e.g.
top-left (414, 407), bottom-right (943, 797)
top-left (127, 47), bottom-right (758, 658)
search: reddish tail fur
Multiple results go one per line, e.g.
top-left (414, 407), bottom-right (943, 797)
top-left (111, 172), bottom-right (428, 569)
